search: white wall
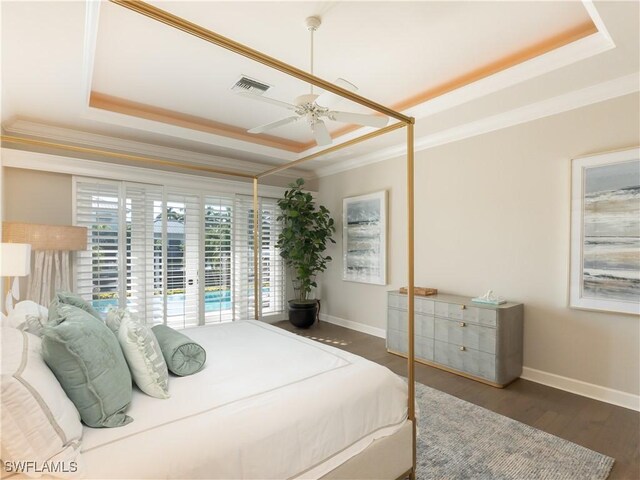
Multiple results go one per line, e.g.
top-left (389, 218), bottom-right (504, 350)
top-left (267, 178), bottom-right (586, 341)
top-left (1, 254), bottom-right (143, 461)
top-left (317, 93), bottom-right (640, 399)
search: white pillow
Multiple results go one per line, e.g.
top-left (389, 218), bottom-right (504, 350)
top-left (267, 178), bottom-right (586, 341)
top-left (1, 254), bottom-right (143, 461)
top-left (1, 327), bottom-right (84, 478)
top-left (105, 307), bottom-right (126, 334)
top-left (118, 312), bottom-right (170, 399)
top-left (6, 301), bottom-right (49, 335)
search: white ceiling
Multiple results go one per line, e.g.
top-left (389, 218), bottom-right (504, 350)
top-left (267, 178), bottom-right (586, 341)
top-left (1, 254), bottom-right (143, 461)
top-left (1, 1), bottom-right (639, 175)
top-left (91, 1), bottom-right (591, 141)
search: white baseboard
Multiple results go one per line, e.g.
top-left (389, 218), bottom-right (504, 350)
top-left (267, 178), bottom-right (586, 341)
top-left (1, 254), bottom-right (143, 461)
top-left (319, 313), bottom-right (386, 339)
top-left (319, 313), bottom-right (639, 412)
top-left (520, 367), bottom-right (639, 411)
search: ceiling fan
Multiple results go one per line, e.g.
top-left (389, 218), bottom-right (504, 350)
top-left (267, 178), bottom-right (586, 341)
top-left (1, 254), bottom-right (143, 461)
top-left (238, 16), bottom-right (389, 146)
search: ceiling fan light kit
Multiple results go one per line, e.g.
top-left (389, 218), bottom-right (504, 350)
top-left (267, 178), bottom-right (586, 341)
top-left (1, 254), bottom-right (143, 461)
top-left (240, 14), bottom-right (389, 146)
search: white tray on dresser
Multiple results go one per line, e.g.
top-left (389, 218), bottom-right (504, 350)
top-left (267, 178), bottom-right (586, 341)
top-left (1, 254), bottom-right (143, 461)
top-left (387, 291), bottom-right (524, 387)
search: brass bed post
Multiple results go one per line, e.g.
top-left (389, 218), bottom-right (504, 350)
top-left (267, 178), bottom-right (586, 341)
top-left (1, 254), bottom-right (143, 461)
top-left (253, 177), bottom-right (260, 321)
top-left (406, 122), bottom-right (416, 479)
top-left (9, 2), bottom-right (421, 476)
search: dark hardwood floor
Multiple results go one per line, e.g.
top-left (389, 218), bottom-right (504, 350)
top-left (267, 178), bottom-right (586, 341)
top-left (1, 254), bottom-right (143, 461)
top-left (274, 320), bottom-right (640, 480)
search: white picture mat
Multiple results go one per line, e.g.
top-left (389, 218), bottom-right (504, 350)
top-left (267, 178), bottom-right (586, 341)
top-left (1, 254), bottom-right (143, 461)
top-left (569, 147), bottom-right (640, 315)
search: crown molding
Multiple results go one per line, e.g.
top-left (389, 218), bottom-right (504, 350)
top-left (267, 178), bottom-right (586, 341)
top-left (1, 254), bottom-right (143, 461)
top-left (2, 119), bottom-right (313, 181)
top-left (0, 147), bottom-right (297, 198)
top-left (77, 0), bottom-right (615, 166)
top-left (314, 72), bottom-right (640, 178)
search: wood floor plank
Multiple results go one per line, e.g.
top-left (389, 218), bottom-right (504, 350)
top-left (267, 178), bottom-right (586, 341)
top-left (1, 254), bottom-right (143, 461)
top-left (274, 320), bottom-right (639, 479)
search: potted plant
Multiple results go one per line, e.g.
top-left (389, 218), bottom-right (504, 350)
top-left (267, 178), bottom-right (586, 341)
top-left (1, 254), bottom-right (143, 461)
top-left (277, 178), bottom-right (335, 328)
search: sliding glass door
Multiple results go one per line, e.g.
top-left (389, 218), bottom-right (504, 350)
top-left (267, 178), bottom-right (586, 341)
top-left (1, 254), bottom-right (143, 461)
top-left (204, 196), bottom-right (234, 323)
top-left (165, 194), bottom-right (200, 328)
top-left (74, 178), bottom-right (285, 327)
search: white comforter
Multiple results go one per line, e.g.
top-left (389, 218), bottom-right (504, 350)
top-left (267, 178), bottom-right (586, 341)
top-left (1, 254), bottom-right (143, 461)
top-left (81, 321), bottom-right (408, 479)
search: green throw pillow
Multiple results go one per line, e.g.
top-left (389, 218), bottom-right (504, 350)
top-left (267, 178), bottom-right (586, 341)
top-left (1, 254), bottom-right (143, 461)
top-left (42, 303), bottom-right (133, 428)
top-left (152, 325), bottom-right (206, 376)
top-left (48, 291), bottom-right (102, 326)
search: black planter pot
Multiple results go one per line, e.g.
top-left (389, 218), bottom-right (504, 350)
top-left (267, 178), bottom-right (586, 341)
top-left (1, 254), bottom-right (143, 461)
top-left (288, 300), bottom-right (318, 329)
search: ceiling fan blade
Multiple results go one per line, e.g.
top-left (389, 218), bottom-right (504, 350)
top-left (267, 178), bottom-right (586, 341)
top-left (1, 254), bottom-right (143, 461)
top-left (316, 78), bottom-right (358, 108)
top-left (328, 111), bottom-right (389, 128)
top-left (311, 120), bottom-right (332, 146)
top-left (237, 91), bottom-right (297, 111)
top-left (248, 116), bottom-right (299, 134)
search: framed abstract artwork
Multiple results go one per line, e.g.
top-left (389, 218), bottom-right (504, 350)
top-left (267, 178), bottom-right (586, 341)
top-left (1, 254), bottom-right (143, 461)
top-left (343, 191), bottom-right (387, 285)
top-left (570, 147), bottom-right (640, 315)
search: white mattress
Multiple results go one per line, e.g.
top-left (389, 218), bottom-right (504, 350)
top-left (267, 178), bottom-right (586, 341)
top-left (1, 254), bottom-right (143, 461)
top-left (81, 321), bottom-right (408, 479)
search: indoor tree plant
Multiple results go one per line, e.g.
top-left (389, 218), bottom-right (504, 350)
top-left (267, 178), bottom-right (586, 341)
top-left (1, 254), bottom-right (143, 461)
top-left (277, 178), bottom-right (335, 328)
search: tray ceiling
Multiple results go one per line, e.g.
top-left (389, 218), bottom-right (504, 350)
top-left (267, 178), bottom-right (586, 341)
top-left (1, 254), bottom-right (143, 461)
top-left (90, 1), bottom-right (593, 148)
top-left (2, 1), bottom-right (638, 174)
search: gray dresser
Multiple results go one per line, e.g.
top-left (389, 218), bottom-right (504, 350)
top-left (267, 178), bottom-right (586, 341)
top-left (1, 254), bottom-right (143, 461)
top-left (387, 291), bottom-right (523, 387)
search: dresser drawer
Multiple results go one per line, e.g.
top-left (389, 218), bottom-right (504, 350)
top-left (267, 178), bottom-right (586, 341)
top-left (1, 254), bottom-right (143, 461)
top-left (417, 314), bottom-right (434, 338)
top-left (387, 329), bottom-right (408, 354)
top-left (435, 301), bottom-right (466, 320)
top-left (462, 307), bottom-right (497, 326)
top-left (415, 297), bottom-right (435, 315)
top-left (434, 340), bottom-right (496, 381)
top-left (388, 293), bottom-right (407, 310)
top-left (387, 309), bottom-right (435, 338)
top-left (387, 307), bottom-right (405, 331)
top-left (388, 292), bottom-right (435, 315)
top-left (416, 336), bottom-right (434, 361)
top-left (434, 318), bottom-right (496, 354)
top-left (387, 330), bottom-right (434, 361)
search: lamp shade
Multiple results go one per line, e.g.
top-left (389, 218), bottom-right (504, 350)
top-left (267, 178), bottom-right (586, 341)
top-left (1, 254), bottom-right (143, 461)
top-left (1, 243), bottom-right (32, 277)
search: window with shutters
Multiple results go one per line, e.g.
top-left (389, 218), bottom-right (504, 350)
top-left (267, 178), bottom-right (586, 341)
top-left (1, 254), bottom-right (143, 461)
top-left (74, 178), bottom-right (285, 327)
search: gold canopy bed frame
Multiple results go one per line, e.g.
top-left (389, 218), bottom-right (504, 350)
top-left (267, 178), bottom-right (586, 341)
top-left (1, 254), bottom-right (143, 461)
top-left (1, 1), bottom-right (418, 477)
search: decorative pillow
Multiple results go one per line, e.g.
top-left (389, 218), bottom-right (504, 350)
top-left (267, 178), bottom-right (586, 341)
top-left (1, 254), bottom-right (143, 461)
top-left (105, 307), bottom-right (127, 334)
top-left (48, 291), bottom-right (102, 326)
top-left (23, 313), bottom-right (48, 336)
top-left (118, 311), bottom-right (170, 399)
top-left (42, 304), bottom-right (133, 428)
top-left (5, 300), bottom-right (49, 334)
top-left (1, 327), bottom-right (84, 477)
top-left (152, 325), bottom-right (207, 376)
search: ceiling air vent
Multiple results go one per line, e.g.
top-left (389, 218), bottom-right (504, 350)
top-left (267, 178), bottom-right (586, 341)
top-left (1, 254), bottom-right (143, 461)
top-left (231, 75), bottom-right (271, 95)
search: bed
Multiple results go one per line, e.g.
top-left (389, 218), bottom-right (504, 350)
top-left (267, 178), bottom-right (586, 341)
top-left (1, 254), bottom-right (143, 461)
top-left (79, 321), bottom-right (411, 479)
top-left (2, 2), bottom-right (419, 477)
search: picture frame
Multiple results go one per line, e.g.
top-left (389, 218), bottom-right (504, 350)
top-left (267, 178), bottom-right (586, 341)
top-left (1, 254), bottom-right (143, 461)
top-left (570, 147), bottom-right (640, 315)
top-left (343, 190), bottom-right (387, 285)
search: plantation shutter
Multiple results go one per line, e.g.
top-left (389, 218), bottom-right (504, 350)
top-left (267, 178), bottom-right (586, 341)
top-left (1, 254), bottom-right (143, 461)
top-left (75, 179), bottom-right (121, 313)
top-left (203, 195), bottom-right (234, 324)
top-left (233, 195), bottom-right (257, 320)
top-left (164, 191), bottom-right (201, 329)
top-left (233, 195), bottom-right (286, 320)
top-left (260, 198), bottom-right (286, 317)
top-left (76, 177), bottom-right (285, 326)
top-left (124, 184), bottom-right (164, 325)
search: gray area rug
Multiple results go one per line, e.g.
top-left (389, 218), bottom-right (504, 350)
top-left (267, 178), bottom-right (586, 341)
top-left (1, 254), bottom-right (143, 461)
top-left (414, 382), bottom-right (615, 480)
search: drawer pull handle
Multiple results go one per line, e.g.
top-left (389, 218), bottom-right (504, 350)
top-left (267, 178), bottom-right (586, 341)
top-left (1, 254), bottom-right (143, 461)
top-left (459, 322), bottom-right (466, 327)
top-left (459, 346), bottom-right (466, 351)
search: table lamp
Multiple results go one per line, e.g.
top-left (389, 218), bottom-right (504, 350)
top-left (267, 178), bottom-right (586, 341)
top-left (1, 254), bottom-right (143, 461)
top-left (1, 243), bottom-right (32, 313)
